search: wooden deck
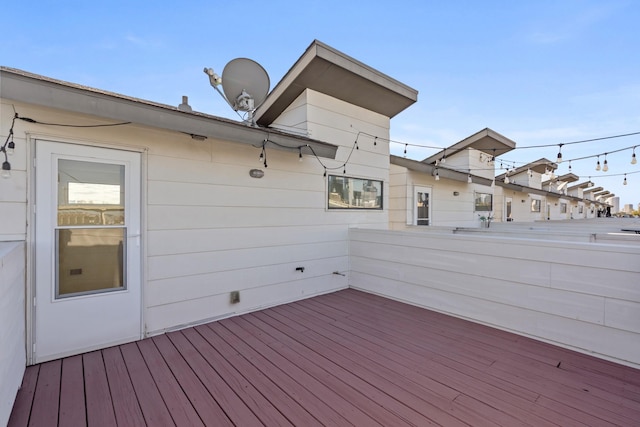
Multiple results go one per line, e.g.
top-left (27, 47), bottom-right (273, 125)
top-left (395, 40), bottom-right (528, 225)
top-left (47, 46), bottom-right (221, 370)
top-left (9, 289), bottom-right (640, 426)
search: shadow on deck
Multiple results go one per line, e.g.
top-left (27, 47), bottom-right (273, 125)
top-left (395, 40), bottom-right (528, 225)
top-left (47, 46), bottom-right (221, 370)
top-left (9, 289), bottom-right (640, 426)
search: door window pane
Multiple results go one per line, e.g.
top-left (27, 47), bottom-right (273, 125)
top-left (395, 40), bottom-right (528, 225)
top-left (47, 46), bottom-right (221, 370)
top-left (417, 191), bottom-right (430, 225)
top-left (56, 228), bottom-right (126, 297)
top-left (58, 159), bottom-right (125, 225)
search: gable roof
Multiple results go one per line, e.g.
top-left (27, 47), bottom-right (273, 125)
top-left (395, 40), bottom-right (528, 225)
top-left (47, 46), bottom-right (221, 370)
top-left (0, 66), bottom-right (338, 159)
top-left (422, 128), bottom-right (516, 165)
top-left (255, 40), bottom-right (418, 126)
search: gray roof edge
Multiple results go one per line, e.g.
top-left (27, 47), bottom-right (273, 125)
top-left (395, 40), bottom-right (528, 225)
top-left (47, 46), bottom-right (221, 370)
top-left (422, 127), bottom-right (517, 164)
top-left (0, 66), bottom-right (338, 159)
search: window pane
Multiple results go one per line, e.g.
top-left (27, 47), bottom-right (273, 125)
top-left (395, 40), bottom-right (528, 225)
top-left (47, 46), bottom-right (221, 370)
top-left (417, 191), bottom-right (429, 225)
top-left (474, 192), bottom-right (493, 211)
top-left (58, 159), bottom-right (125, 225)
top-left (328, 175), bottom-right (382, 209)
top-left (56, 228), bottom-right (126, 297)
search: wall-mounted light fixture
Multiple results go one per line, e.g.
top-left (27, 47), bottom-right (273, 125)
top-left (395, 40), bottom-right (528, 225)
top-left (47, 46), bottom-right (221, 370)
top-left (249, 169), bottom-right (264, 178)
top-left (453, 191), bottom-right (459, 196)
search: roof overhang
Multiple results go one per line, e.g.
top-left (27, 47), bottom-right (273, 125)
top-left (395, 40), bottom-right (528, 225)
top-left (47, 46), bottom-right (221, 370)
top-left (423, 128), bottom-right (516, 164)
top-left (391, 155), bottom-right (493, 185)
top-left (568, 181), bottom-right (594, 190)
top-left (0, 66), bottom-right (338, 159)
top-left (255, 40), bottom-right (418, 126)
top-left (556, 173), bottom-right (580, 183)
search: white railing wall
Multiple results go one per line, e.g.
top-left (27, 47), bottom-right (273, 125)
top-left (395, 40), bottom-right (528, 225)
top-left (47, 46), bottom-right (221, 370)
top-left (0, 242), bottom-right (26, 426)
top-left (349, 228), bottom-right (640, 368)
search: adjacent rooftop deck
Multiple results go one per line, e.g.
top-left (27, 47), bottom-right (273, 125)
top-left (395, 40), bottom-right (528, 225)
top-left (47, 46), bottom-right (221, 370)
top-left (9, 289), bottom-right (640, 426)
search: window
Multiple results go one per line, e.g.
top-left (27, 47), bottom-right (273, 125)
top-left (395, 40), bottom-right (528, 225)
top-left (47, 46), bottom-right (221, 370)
top-left (328, 175), bottom-right (382, 209)
top-left (578, 205), bottom-right (584, 214)
top-left (414, 186), bottom-right (431, 225)
top-left (474, 192), bottom-right (493, 211)
top-left (560, 203), bottom-right (567, 213)
top-left (531, 199), bottom-right (541, 212)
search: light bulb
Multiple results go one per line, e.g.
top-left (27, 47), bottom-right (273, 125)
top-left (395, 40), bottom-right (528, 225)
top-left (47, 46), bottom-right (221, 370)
top-left (632, 152), bottom-right (637, 165)
top-left (596, 159), bottom-right (601, 171)
top-left (7, 141), bottom-right (15, 155)
top-left (467, 174), bottom-right (472, 184)
top-left (623, 175), bottom-right (627, 185)
top-left (1, 161), bottom-right (10, 179)
top-left (603, 160), bottom-right (608, 172)
top-left (435, 171), bottom-right (440, 181)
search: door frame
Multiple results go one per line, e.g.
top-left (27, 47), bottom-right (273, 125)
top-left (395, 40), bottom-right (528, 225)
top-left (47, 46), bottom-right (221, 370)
top-left (27, 136), bottom-right (146, 365)
top-left (413, 185), bottom-right (432, 226)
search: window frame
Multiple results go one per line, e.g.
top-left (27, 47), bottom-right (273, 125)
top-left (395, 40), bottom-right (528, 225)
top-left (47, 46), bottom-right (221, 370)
top-left (474, 192), bottom-right (493, 212)
top-left (531, 199), bottom-right (541, 212)
top-left (327, 175), bottom-right (383, 210)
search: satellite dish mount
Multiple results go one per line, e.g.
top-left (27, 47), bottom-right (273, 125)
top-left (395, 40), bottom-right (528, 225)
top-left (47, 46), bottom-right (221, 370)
top-left (204, 57), bottom-right (270, 126)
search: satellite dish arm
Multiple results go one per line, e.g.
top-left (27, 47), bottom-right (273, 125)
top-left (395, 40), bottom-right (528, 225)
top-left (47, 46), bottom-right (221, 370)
top-left (203, 67), bottom-right (235, 110)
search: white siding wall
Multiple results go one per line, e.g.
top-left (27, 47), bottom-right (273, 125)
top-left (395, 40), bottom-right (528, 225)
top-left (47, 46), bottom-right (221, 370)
top-left (389, 164), bottom-right (494, 228)
top-left (0, 242), bottom-right (25, 427)
top-left (350, 228), bottom-right (640, 368)
top-left (1, 98), bottom-right (390, 337)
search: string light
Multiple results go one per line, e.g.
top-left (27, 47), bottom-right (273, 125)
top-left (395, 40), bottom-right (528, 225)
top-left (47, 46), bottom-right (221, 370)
top-left (623, 174), bottom-right (627, 185)
top-left (298, 147), bottom-right (303, 162)
top-left (556, 144), bottom-right (563, 163)
top-left (568, 160), bottom-right (572, 172)
top-left (467, 174), bottom-right (472, 184)
top-left (1, 113), bottom-right (18, 179)
top-left (596, 156), bottom-right (601, 171)
top-left (441, 149), bottom-right (446, 164)
top-left (434, 169), bottom-right (440, 181)
top-left (404, 144), bottom-right (407, 157)
top-left (603, 153), bottom-right (608, 172)
top-left (632, 147), bottom-right (637, 165)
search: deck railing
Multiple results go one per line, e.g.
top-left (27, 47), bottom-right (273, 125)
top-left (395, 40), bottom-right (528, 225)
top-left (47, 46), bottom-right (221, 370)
top-left (0, 242), bottom-right (25, 427)
top-left (349, 227), bottom-right (640, 368)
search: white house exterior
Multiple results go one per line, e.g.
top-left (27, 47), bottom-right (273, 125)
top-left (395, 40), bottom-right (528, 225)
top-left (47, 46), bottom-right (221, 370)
top-left (0, 40), bottom-right (418, 366)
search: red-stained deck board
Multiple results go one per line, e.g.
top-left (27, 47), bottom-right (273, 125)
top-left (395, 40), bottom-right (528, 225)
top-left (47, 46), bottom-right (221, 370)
top-left (272, 301), bottom-right (564, 427)
top-left (132, 339), bottom-right (203, 427)
top-left (7, 365), bottom-right (39, 427)
top-left (242, 312), bottom-right (439, 427)
top-left (150, 334), bottom-right (233, 427)
top-left (10, 289), bottom-right (640, 427)
top-left (58, 355), bottom-right (86, 427)
top-left (28, 359), bottom-right (61, 427)
top-left (194, 323), bottom-right (325, 427)
top-left (102, 346), bottom-right (146, 426)
top-left (82, 351), bottom-right (117, 426)
top-left (179, 327), bottom-right (294, 427)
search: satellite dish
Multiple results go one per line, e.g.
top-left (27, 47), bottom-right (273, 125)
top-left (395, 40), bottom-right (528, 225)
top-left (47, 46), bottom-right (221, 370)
top-left (221, 58), bottom-right (270, 112)
top-left (204, 58), bottom-right (270, 126)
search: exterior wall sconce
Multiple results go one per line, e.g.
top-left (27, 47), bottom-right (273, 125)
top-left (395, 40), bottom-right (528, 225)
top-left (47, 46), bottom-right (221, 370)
top-left (453, 191), bottom-right (460, 196)
top-left (249, 169), bottom-right (264, 178)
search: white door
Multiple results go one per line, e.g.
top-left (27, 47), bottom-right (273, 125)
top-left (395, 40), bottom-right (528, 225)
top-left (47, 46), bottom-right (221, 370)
top-left (414, 186), bottom-right (431, 225)
top-left (505, 197), bottom-right (513, 221)
top-left (34, 140), bottom-right (142, 363)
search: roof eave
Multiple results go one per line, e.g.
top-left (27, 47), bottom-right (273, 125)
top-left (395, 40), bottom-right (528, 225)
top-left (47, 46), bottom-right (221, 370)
top-left (0, 66), bottom-right (338, 159)
top-left (255, 40), bottom-right (418, 126)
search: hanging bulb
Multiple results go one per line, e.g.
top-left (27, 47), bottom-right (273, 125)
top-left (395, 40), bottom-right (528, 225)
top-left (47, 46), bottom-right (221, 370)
top-left (603, 154), bottom-right (608, 172)
top-left (568, 161), bottom-right (572, 172)
top-left (1, 161), bottom-right (10, 179)
top-left (259, 151), bottom-right (264, 163)
top-left (298, 148), bottom-right (303, 162)
top-left (343, 165), bottom-right (346, 174)
top-left (404, 144), bottom-right (407, 157)
top-left (7, 140), bottom-right (15, 155)
top-left (373, 136), bottom-right (377, 147)
top-left (632, 148), bottom-right (637, 165)
top-left (623, 174), bottom-right (627, 185)
top-left (323, 169), bottom-right (327, 177)
top-left (441, 150), bottom-right (446, 164)
top-left (435, 169), bottom-right (440, 181)
top-left (596, 157), bottom-right (601, 171)
top-left (467, 174), bottom-right (472, 184)
top-left (556, 144), bottom-right (563, 163)
top-left (504, 176), bottom-right (510, 184)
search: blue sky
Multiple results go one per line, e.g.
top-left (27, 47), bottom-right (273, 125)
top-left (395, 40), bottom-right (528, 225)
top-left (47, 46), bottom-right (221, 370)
top-left (2, 1), bottom-right (639, 206)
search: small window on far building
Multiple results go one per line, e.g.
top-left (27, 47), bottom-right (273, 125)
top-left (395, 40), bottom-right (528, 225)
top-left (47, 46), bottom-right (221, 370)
top-left (560, 203), bottom-right (567, 213)
top-left (578, 205), bottom-right (584, 214)
top-left (474, 192), bottom-right (493, 211)
top-left (531, 199), bottom-right (541, 212)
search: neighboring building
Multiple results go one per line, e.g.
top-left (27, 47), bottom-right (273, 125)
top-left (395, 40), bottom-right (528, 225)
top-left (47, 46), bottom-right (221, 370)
top-left (389, 128), bottom-right (514, 229)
